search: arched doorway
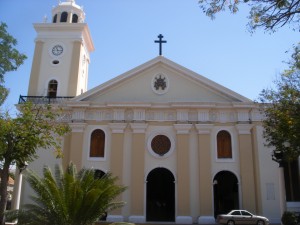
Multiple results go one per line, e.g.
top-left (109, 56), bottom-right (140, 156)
top-left (213, 171), bottom-right (239, 218)
top-left (146, 168), bottom-right (175, 222)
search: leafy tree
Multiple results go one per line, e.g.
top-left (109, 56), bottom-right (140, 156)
top-left (0, 102), bottom-right (70, 225)
top-left (6, 163), bottom-right (126, 225)
top-left (258, 45), bottom-right (300, 162)
top-left (198, 0), bottom-right (300, 32)
top-left (0, 22), bottom-right (27, 104)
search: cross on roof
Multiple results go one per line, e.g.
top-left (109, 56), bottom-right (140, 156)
top-left (154, 34), bottom-right (167, 56)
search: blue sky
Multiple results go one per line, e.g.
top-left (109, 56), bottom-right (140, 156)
top-left (0, 0), bottom-right (299, 115)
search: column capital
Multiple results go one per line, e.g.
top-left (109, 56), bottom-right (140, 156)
top-left (109, 123), bottom-right (127, 133)
top-left (235, 124), bottom-right (253, 135)
top-left (173, 124), bottom-right (192, 134)
top-left (69, 122), bottom-right (86, 132)
top-left (195, 124), bottom-right (214, 134)
top-left (130, 123), bottom-right (148, 133)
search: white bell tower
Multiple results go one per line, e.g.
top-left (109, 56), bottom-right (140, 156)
top-left (27, 0), bottom-right (94, 98)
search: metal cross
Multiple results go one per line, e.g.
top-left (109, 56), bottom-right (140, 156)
top-left (154, 34), bottom-right (167, 56)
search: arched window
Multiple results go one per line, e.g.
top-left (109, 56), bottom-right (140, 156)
top-left (53, 14), bottom-right (57, 23)
top-left (217, 130), bottom-right (232, 158)
top-left (60, 12), bottom-right (68, 22)
top-left (90, 129), bottom-right (105, 158)
top-left (47, 80), bottom-right (58, 98)
top-left (72, 14), bottom-right (78, 23)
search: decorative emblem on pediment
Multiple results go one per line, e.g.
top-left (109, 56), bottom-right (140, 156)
top-left (152, 73), bottom-right (169, 95)
top-left (154, 75), bottom-right (166, 90)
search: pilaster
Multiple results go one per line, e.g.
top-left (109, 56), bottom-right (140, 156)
top-left (68, 40), bottom-right (82, 96)
top-left (235, 124), bottom-right (256, 212)
top-left (27, 40), bottom-right (44, 96)
top-left (129, 123), bottom-right (147, 221)
top-left (174, 124), bottom-right (192, 222)
top-left (109, 123), bottom-right (127, 217)
top-left (195, 124), bottom-right (215, 224)
top-left (67, 123), bottom-right (86, 169)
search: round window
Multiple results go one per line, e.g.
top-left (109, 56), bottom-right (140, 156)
top-left (151, 135), bottom-right (171, 156)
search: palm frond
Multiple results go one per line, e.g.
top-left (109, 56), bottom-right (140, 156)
top-left (8, 162), bottom-right (126, 225)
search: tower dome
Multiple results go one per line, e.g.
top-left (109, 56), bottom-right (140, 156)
top-left (52, 0), bottom-right (85, 24)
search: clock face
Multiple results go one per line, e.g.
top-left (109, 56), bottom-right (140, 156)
top-left (52, 45), bottom-right (63, 56)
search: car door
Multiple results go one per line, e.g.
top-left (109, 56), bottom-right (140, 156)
top-left (240, 210), bottom-right (254, 224)
top-left (231, 210), bottom-right (243, 224)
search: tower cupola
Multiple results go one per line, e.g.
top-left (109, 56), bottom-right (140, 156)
top-left (52, 0), bottom-right (85, 24)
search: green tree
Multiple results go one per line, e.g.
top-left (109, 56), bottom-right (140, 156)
top-left (6, 162), bottom-right (126, 225)
top-left (0, 102), bottom-right (70, 225)
top-left (198, 0), bottom-right (300, 32)
top-left (0, 22), bottom-right (27, 105)
top-left (258, 45), bottom-right (300, 162)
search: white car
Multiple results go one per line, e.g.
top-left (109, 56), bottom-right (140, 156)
top-left (216, 210), bottom-right (269, 225)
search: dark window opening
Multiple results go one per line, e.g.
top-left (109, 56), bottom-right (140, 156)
top-left (47, 80), bottom-right (58, 98)
top-left (53, 14), bottom-right (57, 23)
top-left (72, 14), bottom-right (78, 23)
top-left (283, 160), bottom-right (300, 201)
top-left (60, 12), bottom-right (68, 22)
top-left (90, 129), bottom-right (105, 157)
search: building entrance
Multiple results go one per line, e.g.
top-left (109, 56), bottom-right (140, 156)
top-left (213, 171), bottom-right (239, 218)
top-left (146, 168), bottom-right (175, 222)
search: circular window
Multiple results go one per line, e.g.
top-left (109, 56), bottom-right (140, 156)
top-left (151, 135), bottom-right (171, 156)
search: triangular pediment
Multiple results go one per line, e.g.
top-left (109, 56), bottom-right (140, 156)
top-left (72, 56), bottom-right (251, 106)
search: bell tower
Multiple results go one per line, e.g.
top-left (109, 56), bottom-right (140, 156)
top-left (27, 0), bottom-right (94, 99)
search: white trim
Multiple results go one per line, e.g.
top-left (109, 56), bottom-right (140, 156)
top-left (173, 124), bottom-right (193, 134)
top-left (106, 215), bottom-right (124, 222)
top-left (235, 124), bottom-right (253, 135)
top-left (176, 216), bottom-right (193, 224)
top-left (69, 122), bottom-right (86, 133)
top-left (72, 56), bottom-right (252, 103)
top-left (130, 123), bottom-right (148, 133)
top-left (214, 128), bottom-right (236, 163)
top-left (87, 127), bottom-right (108, 162)
top-left (128, 216), bottom-right (145, 223)
top-left (45, 77), bottom-right (61, 97)
top-left (198, 216), bottom-right (215, 224)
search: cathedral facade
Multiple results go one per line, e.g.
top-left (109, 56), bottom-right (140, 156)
top-left (16, 0), bottom-right (287, 224)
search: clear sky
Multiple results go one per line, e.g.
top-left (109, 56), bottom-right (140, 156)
top-left (0, 0), bottom-right (299, 115)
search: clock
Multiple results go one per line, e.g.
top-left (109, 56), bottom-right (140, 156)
top-left (52, 45), bottom-right (63, 56)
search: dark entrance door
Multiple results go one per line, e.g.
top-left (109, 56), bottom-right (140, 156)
top-left (213, 171), bottom-right (239, 218)
top-left (146, 168), bottom-right (175, 222)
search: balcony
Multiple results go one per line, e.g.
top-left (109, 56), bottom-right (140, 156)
top-left (18, 95), bottom-right (74, 104)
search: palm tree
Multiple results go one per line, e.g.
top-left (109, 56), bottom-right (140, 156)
top-left (6, 163), bottom-right (126, 225)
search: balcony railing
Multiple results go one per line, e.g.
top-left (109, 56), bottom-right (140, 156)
top-left (18, 95), bottom-right (74, 104)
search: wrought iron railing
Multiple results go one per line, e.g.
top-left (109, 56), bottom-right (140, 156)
top-left (18, 95), bottom-right (74, 104)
